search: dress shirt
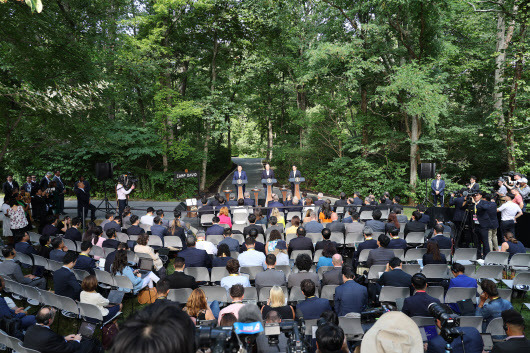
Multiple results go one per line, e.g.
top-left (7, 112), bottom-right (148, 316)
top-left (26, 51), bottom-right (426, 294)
top-left (238, 249), bottom-right (266, 267)
top-left (140, 214), bottom-right (155, 226)
top-left (220, 274), bottom-right (251, 293)
top-left (116, 183), bottom-right (133, 200)
top-left (498, 201), bottom-right (522, 221)
top-left (196, 240), bottom-right (217, 255)
top-left (218, 302), bottom-right (245, 325)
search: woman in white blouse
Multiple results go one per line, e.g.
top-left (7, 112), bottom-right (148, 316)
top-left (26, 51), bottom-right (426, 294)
top-left (80, 275), bottom-right (122, 322)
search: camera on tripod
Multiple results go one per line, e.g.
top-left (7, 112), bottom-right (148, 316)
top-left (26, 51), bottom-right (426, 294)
top-left (264, 321), bottom-right (306, 353)
top-left (196, 326), bottom-right (238, 353)
top-left (118, 173), bottom-right (137, 189)
top-left (428, 303), bottom-right (462, 343)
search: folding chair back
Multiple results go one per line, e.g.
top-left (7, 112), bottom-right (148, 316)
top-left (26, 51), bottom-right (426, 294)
top-left (241, 287), bottom-right (258, 302)
top-left (425, 286), bottom-right (445, 303)
top-left (163, 236), bottom-right (182, 248)
top-left (392, 249), bottom-right (405, 261)
top-left (32, 254), bottom-right (48, 269)
top-left (367, 265), bottom-right (386, 280)
top-left (422, 264), bottom-right (450, 279)
top-left (509, 253), bottom-right (530, 270)
top-left (485, 317), bottom-right (505, 336)
top-left (63, 239), bottom-right (77, 252)
top-left (206, 234), bottom-right (224, 246)
top-left (307, 233), bottom-right (322, 244)
top-left (401, 264), bottom-right (420, 277)
top-left (22, 285), bottom-right (42, 304)
top-left (453, 248), bottom-right (478, 263)
top-left (359, 211), bottom-right (373, 221)
top-left (473, 265), bottom-right (503, 280)
top-left (276, 265), bottom-right (291, 277)
top-left (289, 286), bottom-right (307, 302)
top-left (47, 260), bottom-right (63, 272)
top-left (78, 302), bottom-right (103, 322)
top-left (379, 286), bottom-right (410, 303)
top-left (329, 232), bottom-right (344, 245)
top-left (147, 236), bottom-right (163, 247)
top-left (240, 266), bottom-right (264, 280)
top-left (55, 295), bottom-right (79, 317)
top-left (411, 316), bottom-right (435, 327)
top-left (73, 269), bottom-right (91, 282)
top-left (290, 250), bottom-right (312, 260)
top-left (404, 248), bottom-right (427, 262)
top-left (184, 267), bottom-right (210, 282)
top-left (338, 316), bottom-right (363, 340)
top-left (200, 214), bottom-right (214, 227)
top-left (14, 253), bottom-right (33, 267)
top-left (95, 269), bottom-right (115, 288)
top-left (345, 232), bottom-right (364, 245)
top-left (321, 285), bottom-right (338, 301)
top-left (258, 286), bottom-right (288, 303)
top-left (167, 288), bottom-right (193, 303)
top-left (211, 267), bottom-right (229, 283)
top-left (90, 245), bottom-right (105, 259)
top-left (459, 316), bottom-right (483, 333)
top-left (286, 212), bottom-right (301, 222)
top-left (444, 287), bottom-right (477, 304)
top-left (200, 286), bottom-right (228, 303)
top-left (114, 275), bottom-right (134, 293)
top-left (357, 249), bottom-right (371, 263)
top-left (116, 232), bottom-right (129, 242)
top-left (497, 288), bottom-right (512, 301)
top-left (484, 252), bottom-right (509, 266)
top-left (406, 232), bottom-right (425, 245)
top-left (313, 249), bottom-right (323, 263)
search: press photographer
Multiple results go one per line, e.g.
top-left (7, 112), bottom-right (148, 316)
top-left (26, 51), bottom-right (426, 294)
top-left (504, 176), bottom-right (530, 211)
top-left (116, 174), bottom-right (136, 217)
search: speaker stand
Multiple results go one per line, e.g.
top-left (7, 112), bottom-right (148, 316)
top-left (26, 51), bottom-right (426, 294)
top-left (421, 179), bottom-right (435, 207)
top-left (95, 180), bottom-right (116, 214)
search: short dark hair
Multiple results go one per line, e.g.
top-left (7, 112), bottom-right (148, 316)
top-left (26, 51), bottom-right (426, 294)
top-left (451, 262), bottom-right (465, 274)
top-left (36, 306), bottom-right (56, 326)
top-left (301, 279), bottom-right (316, 297)
top-left (226, 259), bottom-right (240, 274)
top-left (434, 223), bottom-right (444, 234)
top-left (106, 228), bottom-right (116, 238)
top-left (156, 278), bottom-right (171, 294)
top-left (388, 257), bottom-right (401, 269)
top-left (265, 253), bottom-right (276, 266)
top-left (81, 275), bottom-right (98, 292)
top-left (390, 227), bottom-right (399, 236)
top-left (80, 241), bottom-right (92, 252)
top-left (147, 207), bottom-right (155, 213)
top-left (480, 279), bottom-right (498, 297)
top-left (296, 227), bottom-right (306, 237)
top-left (411, 273), bottom-right (427, 290)
top-left (295, 253), bottom-right (312, 271)
top-left (219, 313), bottom-right (237, 327)
top-left (351, 212), bottom-right (360, 221)
top-left (105, 212), bottom-right (114, 219)
top-left (156, 209), bottom-right (164, 216)
top-left (378, 234), bottom-right (390, 247)
top-left (248, 214), bottom-right (257, 223)
top-left (130, 215), bottom-right (139, 224)
top-left (51, 236), bottom-right (63, 249)
top-left (248, 228), bottom-right (259, 238)
top-left (412, 210), bottom-right (422, 220)
top-left (71, 217), bottom-right (82, 227)
top-left (321, 228), bottom-right (331, 240)
top-left (372, 209), bottom-right (382, 220)
top-left (216, 244), bottom-right (230, 257)
top-left (39, 234), bottom-right (50, 247)
top-left (342, 265), bottom-right (355, 280)
top-left (223, 228), bottom-right (232, 236)
top-left (63, 251), bottom-right (78, 265)
top-left (137, 234), bottom-right (149, 246)
top-left (269, 216), bottom-right (277, 225)
top-left (245, 237), bottom-right (255, 246)
top-left (174, 257), bottom-right (185, 269)
top-left (1, 246), bottom-right (14, 258)
top-left (153, 216), bottom-right (161, 225)
top-left (316, 323), bottom-right (344, 353)
top-left (229, 284), bottom-right (244, 298)
top-left (212, 216), bottom-right (220, 223)
top-left (111, 301), bottom-right (196, 353)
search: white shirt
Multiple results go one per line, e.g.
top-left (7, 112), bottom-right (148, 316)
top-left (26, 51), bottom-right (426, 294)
top-left (140, 214), bottom-right (155, 226)
top-left (196, 240), bottom-right (217, 255)
top-left (116, 183), bottom-right (133, 200)
top-left (498, 202), bottom-right (522, 221)
top-left (237, 249), bottom-right (266, 268)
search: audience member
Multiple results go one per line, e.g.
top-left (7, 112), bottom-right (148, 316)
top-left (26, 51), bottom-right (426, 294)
top-left (404, 210), bottom-right (426, 236)
top-left (500, 232), bottom-right (526, 260)
top-left (80, 275), bottom-right (122, 323)
top-left (49, 236), bottom-right (68, 262)
top-left (134, 234), bottom-right (166, 277)
top-left (155, 278), bottom-right (171, 302)
top-left (316, 243), bottom-right (337, 272)
top-left (288, 227), bottom-right (314, 255)
top-left (0, 275), bottom-right (36, 329)
top-left (322, 254), bottom-right (343, 285)
top-left (53, 251), bottom-right (81, 300)
top-left (238, 237), bottom-right (266, 267)
top-left (315, 228), bottom-right (338, 251)
top-left (14, 232), bottom-right (36, 256)
top-left (100, 212), bottom-right (114, 230)
top-left (344, 212), bottom-right (363, 235)
top-left (38, 234), bottom-right (52, 258)
top-left (64, 217), bottom-right (82, 242)
top-left (0, 246), bottom-right (46, 289)
top-left (326, 212), bottom-right (345, 234)
top-left (272, 240), bottom-right (290, 267)
top-left (288, 253), bottom-right (320, 289)
top-left (261, 286), bottom-right (295, 320)
top-left (111, 250), bottom-right (146, 294)
top-left (126, 215), bottom-right (145, 236)
top-left (490, 309), bottom-right (530, 352)
top-left (476, 279), bottom-right (513, 331)
top-left (205, 216), bottom-right (224, 236)
top-left (402, 273), bottom-right (440, 317)
top-left (266, 215), bottom-right (284, 235)
top-left (266, 229), bottom-right (282, 253)
top-left (102, 228), bottom-right (120, 249)
top-left (361, 311), bottom-right (422, 353)
top-left (220, 259), bottom-right (251, 292)
top-left (427, 309), bottom-right (483, 353)
top-left (240, 228), bottom-right (266, 253)
top-left (103, 215), bottom-right (121, 233)
top-left (150, 216), bottom-right (168, 239)
top-left (354, 227), bottom-right (378, 262)
top-left (304, 211), bottom-right (323, 233)
top-left (104, 242), bottom-right (128, 272)
top-left (429, 223), bottom-right (452, 249)
top-left (257, 310), bottom-right (288, 353)
top-left (297, 279), bottom-right (332, 320)
top-left (334, 266), bottom-right (367, 316)
top-left (218, 207), bottom-right (232, 228)
top-left (377, 257), bottom-right (412, 288)
top-left (184, 288), bottom-right (216, 323)
top-left (178, 235), bottom-right (213, 267)
top-left (73, 241), bottom-right (96, 275)
top-left (195, 233), bottom-right (217, 255)
top-left (365, 209), bottom-right (385, 233)
top-left (140, 207), bottom-right (155, 226)
top-left (166, 257), bottom-right (198, 289)
top-left (366, 234), bottom-right (394, 267)
top-left (218, 228), bottom-right (239, 252)
top-left (255, 254), bottom-right (287, 292)
top-left (422, 241), bottom-right (447, 265)
top-left (218, 284), bottom-right (245, 325)
top-left (243, 214), bottom-right (265, 236)
top-left (387, 228), bottom-right (407, 250)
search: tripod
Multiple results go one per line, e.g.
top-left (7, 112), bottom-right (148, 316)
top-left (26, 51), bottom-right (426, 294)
top-left (421, 179), bottom-right (435, 207)
top-left (95, 180), bottom-right (116, 214)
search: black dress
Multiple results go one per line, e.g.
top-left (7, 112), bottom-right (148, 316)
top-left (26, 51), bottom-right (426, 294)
top-left (261, 305), bottom-right (294, 320)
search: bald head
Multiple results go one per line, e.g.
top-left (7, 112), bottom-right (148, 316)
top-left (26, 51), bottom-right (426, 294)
top-left (331, 212), bottom-right (339, 221)
top-left (332, 254), bottom-right (343, 266)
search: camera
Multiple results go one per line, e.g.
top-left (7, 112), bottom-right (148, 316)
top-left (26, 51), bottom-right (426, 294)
top-left (264, 321), bottom-right (307, 353)
top-left (428, 303), bottom-right (462, 343)
top-left (118, 173), bottom-right (137, 189)
top-left (196, 326), bottom-right (238, 353)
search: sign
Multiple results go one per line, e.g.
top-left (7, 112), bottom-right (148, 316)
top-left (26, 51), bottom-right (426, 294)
top-left (174, 170), bottom-right (199, 180)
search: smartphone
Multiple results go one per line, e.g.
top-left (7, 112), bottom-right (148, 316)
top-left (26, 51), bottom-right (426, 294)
top-left (24, 306), bottom-right (31, 312)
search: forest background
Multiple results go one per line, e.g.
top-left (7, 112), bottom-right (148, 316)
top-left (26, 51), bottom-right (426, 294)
top-left (2, 0), bottom-right (530, 203)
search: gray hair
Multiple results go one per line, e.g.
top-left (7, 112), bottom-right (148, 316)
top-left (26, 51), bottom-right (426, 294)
top-left (273, 194), bottom-right (279, 202)
top-left (318, 192), bottom-right (324, 198)
top-left (363, 227), bottom-right (373, 236)
top-left (238, 304), bottom-right (263, 324)
top-left (46, 172), bottom-right (53, 177)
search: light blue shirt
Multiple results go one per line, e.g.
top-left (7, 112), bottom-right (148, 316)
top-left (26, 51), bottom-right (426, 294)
top-left (475, 297), bottom-right (513, 332)
top-left (237, 249), bottom-right (266, 268)
top-left (316, 256), bottom-right (333, 272)
top-left (117, 266), bottom-right (144, 294)
top-left (220, 275), bottom-right (251, 294)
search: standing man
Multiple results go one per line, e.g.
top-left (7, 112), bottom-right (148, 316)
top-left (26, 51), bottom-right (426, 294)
top-left (52, 170), bottom-right (66, 215)
top-left (261, 163), bottom-right (275, 189)
top-left (39, 172), bottom-right (53, 190)
top-left (472, 191), bottom-right (492, 259)
top-left (116, 177), bottom-right (135, 217)
top-left (75, 181), bottom-right (96, 221)
top-left (289, 165), bottom-right (301, 194)
top-left (497, 193), bottom-right (523, 236)
top-left (450, 190), bottom-right (468, 247)
top-left (431, 173), bottom-right (445, 206)
top-left (468, 176), bottom-right (480, 194)
top-left (2, 175), bottom-right (19, 199)
top-left (22, 176), bottom-right (36, 196)
top-left (232, 165), bottom-right (247, 193)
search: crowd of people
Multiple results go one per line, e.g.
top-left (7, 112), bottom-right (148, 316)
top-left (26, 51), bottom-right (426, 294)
top-left (0, 172), bottom-right (529, 353)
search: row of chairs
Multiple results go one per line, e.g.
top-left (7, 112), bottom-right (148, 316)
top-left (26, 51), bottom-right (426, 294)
top-left (0, 330), bottom-right (39, 353)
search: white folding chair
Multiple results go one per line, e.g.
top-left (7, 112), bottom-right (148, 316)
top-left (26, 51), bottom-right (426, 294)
top-left (184, 267), bottom-right (210, 282)
top-left (168, 288), bottom-right (193, 303)
top-left (379, 286), bottom-right (410, 303)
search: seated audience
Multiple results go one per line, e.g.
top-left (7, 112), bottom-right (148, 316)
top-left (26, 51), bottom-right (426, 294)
top-left (334, 266), bottom-right (367, 316)
top-left (271, 240), bottom-right (290, 267)
top-left (218, 228), bottom-right (239, 252)
top-left (240, 228), bottom-right (266, 253)
top-left (315, 228), bottom-right (338, 251)
top-left (42, 215), bottom-right (59, 237)
top-left (218, 207), bottom-right (232, 228)
top-left (285, 215), bottom-right (301, 235)
top-left (195, 233), bottom-right (217, 255)
top-left (261, 286), bottom-right (295, 320)
top-left (238, 237), bottom-right (266, 267)
top-left (366, 234), bottom-right (394, 267)
top-left (265, 229), bottom-right (283, 254)
top-left (0, 246), bottom-right (46, 289)
top-left (140, 207), bottom-right (155, 226)
top-left (220, 259), bottom-right (251, 292)
top-left (319, 203), bottom-right (333, 223)
top-left (104, 242), bottom-right (128, 272)
top-left (325, 213), bottom-right (346, 236)
top-left (322, 254), bottom-right (343, 285)
top-left (49, 236), bottom-right (68, 262)
top-left (297, 279), bottom-right (332, 319)
top-left (402, 273), bottom-right (440, 317)
top-left (212, 244), bottom-right (233, 268)
top-left (0, 275), bottom-right (36, 329)
top-left (53, 251), bottom-right (81, 300)
top-left (404, 210), bottom-right (426, 236)
top-left (423, 241), bottom-right (447, 265)
top-left (80, 275), bottom-right (122, 323)
top-left (73, 241), bottom-right (96, 275)
top-left (344, 213), bottom-right (363, 235)
top-left (178, 235), bottom-right (212, 268)
top-left (102, 228), bottom-right (120, 249)
top-left (387, 227), bottom-right (407, 250)
top-left (121, 206), bottom-right (132, 229)
top-left (111, 250), bottom-right (146, 294)
top-left (166, 256), bottom-right (198, 289)
top-left (14, 232), bottom-right (36, 256)
top-left (134, 234), bottom-right (166, 276)
top-left (490, 309), bottom-right (530, 352)
top-left (154, 278), bottom-right (171, 302)
top-left (270, 208), bottom-right (286, 228)
top-left (378, 257), bottom-right (412, 288)
top-left (99, 212), bottom-right (114, 230)
top-left (266, 216), bottom-right (284, 235)
top-left (288, 253), bottom-right (320, 289)
top-left (316, 243), bottom-right (337, 272)
top-left (255, 254), bottom-right (287, 292)
top-left (354, 227), bottom-right (378, 262)
top-left (500, 232), bottom-right (526, 260)
top-left (38, 234), bottom-right (52, 259)
top-left (126, 215), bottom-right (145, 236)
top-left (476, 279), bottom-right (513, 331)
top-left (205, 216), bottom-right (224, 236)
top-left (302, 209), bottom-right (313, 224)
top-left (429, 223), bottom-right (452, 249)
top-left (150, 216), bottom-right (168, 240)
top-left (365, 209), bottom-right (385, 233)
top-left (304, 211), bottom-right (324, 234)
top-left (288, 227), bottom-right (314, 255)
top-left (103, 216), bottom-right (121, 233)
top-left (385, 212), bottom-right (400, 233)
top-left (184, 288), bottom-right (215, 323)
top-left (243, 214), bottom-right (265, 236)
top-left (218, 284), bottom-right (245, 325)
top-left (157, 209), bottom-right (170, 228)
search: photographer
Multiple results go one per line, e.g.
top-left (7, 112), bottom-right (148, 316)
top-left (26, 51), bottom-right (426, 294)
top-left (505, 176), bottom-right (529, 211)
top-left (116, 176), bottom-right (135, 217)
top-left (497, 193), bottom-right (523, 236)
top-left (471, 191), bottom-right (492, 259)
top-left (467, 176), bottom-right (480, 194)
top-left (257, 310), bottom-right (288, 353)
top-left (496, 179), bottom-right (508, 198)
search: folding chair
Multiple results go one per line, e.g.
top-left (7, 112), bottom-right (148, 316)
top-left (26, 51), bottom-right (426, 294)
top-left (78, 302), bottom-right (103, 323)
top-left (286, 212), bottom-right (302, 222)
top-left (276, 265), bottom-right (291, 277)
top-left (379, 286), bottom-right (410, 303)
top-left (411, 316), bottom-right (436, 327)
top-left (367, 265), bottom-right (386, 281)
top-left (290, 250), bottom-right (312, 260)
top-left (72, 269), bottom-right (91, 282)
top-left (90, 245), bottom-right (105, 259)
top-left (206, 234), bottom-right (224, 246)
top-left (200, 214), bottom-right (215, 227)
top-left (184, 267), bottom-right (210, 283)
top-left (485, 317), bottom-right (505, 336)
top-left (444, 287), bottom-right (477, 304)
top-left (345, 232), bottom-right (363, 246)
top-left (440, 249), bottom-right (452, 259)
top-left (14, 253), bottom-right (33, 267)
top-left (40, 290), bottom-right (60, 308)
top-left (501, 272), bottom-right (530, 290)
top-left (63, 238), bottom-right (77, 252)
top-left (321, 285), bottom-right (338, 301)
top-left (426, 286), bottom-right (445, 303)
top-left (56, 295), bottom-right (80, 318)
top-left (484, 252), bottom-right (509, 266)
top-left (114, 275), bottom-right (134, 293)
top-left (459, 316), bottom-right (483, 333)
top-left (200, 286), bottom-right (228, 303)
top-left (357, 249), bottom-right (371, 264)
top-left (453, 248), bottom-right (478, 264)
top-left (116, 232), bottom-right (129, 242)
top-left (147, 236), bottom-right (163, 248)
top-left (404, 248), bottom-right (427, 262)
top-left (473, 265), bottom-right (503, 281)
top-left (230, 251), bottom-right (240, 259)
top-left (233, 213), bottom-right (249, 225)
top-left (29, 232), bottom-right (41, 245)
top-left (4, 334), bottom-right (21, 352)
top-left (497, 288), bottom-right (512, 302)
top-left (422, 264), bottom-right (450, 279)
top-left (95, 269), bottom-right (115, 290)
top-left (509, 253), bottom-right (530, 271)
top-left (22, 285), bottom-right (42, 305)
top-left (406, 232), bottom-right (425, 245)
top-left (289, 287), bottom-right (307, 303)
top-left (307, 233), bottom-right (322, 244)
top-left (232, 224), bottom-right (246, 234)
top-left (359, 211), bottom-right (373, 221)
top-left (329, 232), bottom-right (344, 245)
top-left (338, 316), bottom-right (364, 340)
top-left (164, 236), bottom-right (182, 248)
top-left (241, 287), bottom-right (258, 303)
top-left (304, 319), bottom-right (319, 336)
top-left (313, 249), bottom-right (323, 263)
top-left (285, 233), bottom-right (297, 244)
top-left (392, 249), bottom-right (405, 261)
top-left (318, 266), bottom-right (334, 280)
top-left (402, 264), bottom-right (421, 276)
top-left (211, 267), bottom-right (229, 283)
top-left (47, 260), bottom-right (63, 272)
top-left (240, 266), bottom-right (264, 280)
top-left (168, 288), bottom-right (193, 303)
top-left (32, 254), bottom-right (49, 269)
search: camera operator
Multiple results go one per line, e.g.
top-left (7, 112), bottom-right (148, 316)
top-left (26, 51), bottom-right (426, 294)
top-left (426, 304), bottom-right (483, 353)
top-left (116, 176), bottom-right (135, 217)
top-left (449, 190), bottom-right (467, 247)
top-left (496, 179), bottom-right (508, 199)
top-left (505, 177), bottom-right (529, 211)
top-left (497, 193), bottom-right (523, 236)
top-left (470, 191), bottom-right (492, 259)
top-left (257, 310), bottom-right (288, 353)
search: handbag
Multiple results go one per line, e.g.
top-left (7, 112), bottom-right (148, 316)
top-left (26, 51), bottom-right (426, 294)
top-left (0, 315), bottom-right (24, 340)
top-left (137, 287), bottom-right (158, 305)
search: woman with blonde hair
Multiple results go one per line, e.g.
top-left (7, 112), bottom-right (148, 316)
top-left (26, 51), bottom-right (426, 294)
top-left (303, 209), bottom-right (313, 224)
top-left (271, 208), bottom-right (285, 227)
top-left (184, 288), bottom-right (215, 324)
top-left (218, 206), bottom-right (232, 228)
top-left (260, 286), bottom-right (295, 320)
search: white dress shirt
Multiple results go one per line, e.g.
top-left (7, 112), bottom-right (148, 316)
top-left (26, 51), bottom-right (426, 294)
top-left (116, 183), bottom-right (133, 200)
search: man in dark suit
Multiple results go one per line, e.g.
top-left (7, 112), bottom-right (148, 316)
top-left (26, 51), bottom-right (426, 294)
top-left (2, 174), bottom-right (19, 199)
top-left (354, 227), bottom-right (378, 263)
top-left (484, 194), bottom-right (500, 250)
top-left (429, 223), bottom-right (452, 249)
top-left (322, 254), bottom-right (343, 285)
top-left (126, 215), bottom-right (145, 236)
top-left (232, 165), bottom-right (248, 193)
top-left (240, 228), bottom-right (266, 253)
top-left (387, 228), bottom-right (407, 251)
top-left (31, 188), bottom-right (48, 229)
top-left (14, 232), bottom-right (37, 256)
top-left (297, 279), bottom-right (332, 320)
top-left (52, 170), bottom-right (66, 215)
top-left (378, 257), bottom-right (412, 287)
top-left (427, 321), bottom-right (483, 353)
top-left (490, 309), bottom-right (530, 353)
top-left (40, 172), bottom-right (53, 190)
top-left (288, 227), bottom-right (314, 256)
top-left (325, 212), bottom-right (345, 234)
top-left (333, 192), bottom-right (348, 211)
top-left (103, 217), bottom-right (121, 233)
top-left (75, 181), bottom-right (96, 221)
top-left (366, 234), bottom-right (394, 267)
top-left (431, 173), bottom-right (446, 206)
top-left (198, 196), bottom-right (215, 217)
top-left (206, 217), bottom-right (225, 237)
top-left (254, 254), bottom-right (287, 292)
top-left (450, 190), bottom-right (468, 246)
top-left (53, 251), bottom-right (82, 300)
top-left (472, 191), bottom-right (492, 258)
top-left (315, 228), bottom-right (338, 251)
top-left (226, 193), bottom-right (239, 207)
top-left (102, 229), bottom-right (120, 249)
top-left (178, 236), bottom-right (211, 268)
top-left (391, 196), bottom-right (404, 213)
top-left (166, 257), bottom-right (199, 289)
top-left (467, 175), bottom-right (480, 194)
top-left (104, 243), bottom-right (128, 272)
top-left (22, 175), bottom-right (37, 196)
top-left (314, 192), bottom-right (326, 207)
top-left (150, 216), bottom-right (168, 240)
top-left (404, 210), bottom-right (427, 237)
top-left (243, 214), bottom-right (265, 236)
top-left (23, 306), bottom-right (100, 353)
top-left (288, 165), bottom-right (302, 194)
top-left (402, 273), bottom-right (440, 317)
top-left (365, 209), bottom-right (386, 233)
top-left (64, 218), bottom-right (83, 242)
top-left (243, 192), bottom-right (255, 207)
top-left (261, 163), bottom-right (275, 189)
top-left (49, 237), bottom-right (68, 262)
top-left (334, 266), bottom-right (367, 316)
top-left (73, 242), bottom-right (96, 275)
top-left (417, 204), bottom-right (431, 226)
top-left (267, 194), bottom-right (284, 218)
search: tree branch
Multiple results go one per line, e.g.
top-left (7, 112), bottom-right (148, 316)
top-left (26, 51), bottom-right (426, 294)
top-left (320, 0), bottom-right (358, 30)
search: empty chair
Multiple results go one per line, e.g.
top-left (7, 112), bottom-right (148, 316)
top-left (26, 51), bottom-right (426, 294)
top-left (232, 233), bottom-right (245, 244)
top-left (459, 316), bottom-right (483, 333)
top-left (338, 316), bottom-right (364, 340)
top-left (286, 212), bottom-right (302, 222)
top-left (367, 265), bottom-right (386, 281)
top-left (422, 264), bottom-right (450, 279)
top-left (318, 266), bottom-right (334, 280)
top-left (406, 232), bottom-right (425, 245)
top-left (32, 254), bottom-right (48, 269)
top-left (63, 238), bottom-right (77, 252)
top-left (463, 265), bottom-right (477, 277)
top-left (232, 224), bottom-right (246, 234)
top-left (55, 295), bottom-right (79, 317)
top-left (78, 302), bottom-right (103, 322)
top-left (73, 269), bottom-right (91, 282)
top-left (241, 287), bottom-right (258, 303)
top-left (485, 317), bottom-right (506, 336)
top-left (484, 252), bottom-right (509, 266)
top-left (501, 271), bottom-right (530, 290)
top-left (116, 232), bottom-right (129, 242)
top-left (321, 285), bottom-right (338, 301)
top-left (140, 224), bottom-right (152, 233)
top-left (329, 232), bottom-right (344, 245)
top-left (167, 288), bottom-right (193, 303)
top-left (392, 249), bottom-right (405, 261)
top-left (290, 250), bottom-right (312, 260)
top-left (47, 260), bottom-right (63, 272)
top-left (275, 265), bottom-right (291, 278)
top-left (200, 214), bottom-right (215, 227)
top-left (211, 267), bottom-right (229, 283)
top-left (147, 236), bottom-right (163, 248)
top-left (402, 264), bottom-right (421, 276)
top-left (453, 248), bottom-right (478, 264)
top-left (240, 266), bottom-right (264, 280)
top-left (95, 269), bottom-right (115, 289)
top-left (114, 275), bottom-right (134, 293)
top-left (404, 248), bottom-right (427, 262)
top-left (22, 285), bottom-right (42, 305)
top-left (90, 245), bottom-right (105, 259)
top-left (439, 249), bottom-right (452, 259)
top-left (184, 267), bottom-right (210, 283)
top-left (17, 341), bottom-right (41, 353)
top-left (289, 286), bottom-right (308, 302)
top-left (411, 316), bottom-right (436, 327)
top-left (445, 287), bottom-right (477, 304)
top-left (497, 288), bottom-right (512, 302)
top-left (206, 234), bottom-right (224, 246)
top-left (14, 252), bottom-right (33, 267)
top-left (307, 233), bottom-right (322, 244)
top-left (304, 319), bottom-right (319, 336)
top-left (233, 213), bottom-right (249, 225)
top-left (345, 232), bottom-right (364, 245)
top-left (28, 232), bottom-right (41, 245)
top-left (426, 286), bottom-right (445, 303)
top-left (509, 253), bottom-right (530, 271)
top-left (359, 211), bottom-right (372, 221)
top-left (164, 236), bottom-right (182, 248)
top-left (357, 249), bottom-right (371, 264)
top-left (473, 265), bottom-right (503, 281)
top-left (200, 286), bottom-right (228, 303)
top-left (379, 286), bottom-right (410, 303)
top-left (230, 251), bottom-right (240, 259)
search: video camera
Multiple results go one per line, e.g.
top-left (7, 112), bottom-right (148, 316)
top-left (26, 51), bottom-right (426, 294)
top-left (196, 326), bottom-right (238, 353)
top-left (118, 173), bottom-right (137, 189)
top-left (428, 303), bottom-right (462, 343)
top-left (264, 321), bottom-right (307, 353)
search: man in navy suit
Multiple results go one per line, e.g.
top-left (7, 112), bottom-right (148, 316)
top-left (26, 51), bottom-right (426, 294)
top-left (53, 251), bottom-right (82, 300)
top-left (52, 170), bottom-right (66, 215)
top-left (150, 216), bottom-right (168, 240)
top-left (205, 216), bottom-right (224, 237)
top-left (402, 273), bottom-right (440, 317)
top-left (73, 241), bottom-right (96, 275)
top-left (450, 190), bottom-right (468, 246)
top-left (232, 165), bottom-right (247, 193)
top-left (288, 165), bottom-right (302, 194)
top-left (75, 181), bottom-right (96, 221)
top-left (427, 320), bottom-right (483, 353)
top-left (365, 209), bottom-right (386, 233)
top-left (2, 174), bottom-right (19, 199)
top-left (369, 257), bottom-right (413, 301)
top-left (431, 173), bottom-right (446, 206)
top-left (261, 163), bottom-right (275, 189)
top-left (297, 279), bottom-right (332, 320)
top-left (243, 192), bottom-right (255, 206)
top-left (178, 236), bottom-right (211, 268)
top-left (354, 227), bottom-right (378, 264)
top-left (14, 232), bottom-right (37, 256)
top-left (64, 217), bottom-right (83, 242)
top-left (334, 266), bottom-right (368, 316)
top-left (429, 223), bottom-right (452, 250)
top-left (267, 194), bottom-right (284, 218)
top-left (467, 176), bottom-right (480, 194)
top-left (387, 228), bottom-right (407, 251)
top-left (472, 191), bottom-right (492, 258)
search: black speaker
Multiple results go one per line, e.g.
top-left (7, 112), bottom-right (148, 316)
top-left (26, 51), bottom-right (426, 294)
top-left (174, 202), bottom-right (187, 212)
top-left (419, 163), bottom-right (436, 180)
top-left (95, 162), bottom-right (113, 181)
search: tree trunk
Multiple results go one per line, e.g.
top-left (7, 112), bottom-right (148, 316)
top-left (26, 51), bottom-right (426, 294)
top-left (494, 4), bottom-right (507, 129)
top-left (409, 115), bottom-right (420, 187)
top-left (267, 117), bottom-right (273, 161)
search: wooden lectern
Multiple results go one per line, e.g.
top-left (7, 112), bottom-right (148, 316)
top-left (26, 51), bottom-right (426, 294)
top-left (223, 189), bottom-right (232, 202)
top-left (288, 177), bottom-right (305, 199)
top-left (232, 179), bottom-right (248, 200)
top-left (251, 188), bottom-right (260, 206)
top-left (261, 179), bottom-right (277, 204)
top-left (280, 187), bottom-right (288, 203)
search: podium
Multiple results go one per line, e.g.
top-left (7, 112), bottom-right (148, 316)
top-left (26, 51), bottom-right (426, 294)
top-left (232, 179), bottom-right (248, 200)
top-left (251, 188), bottom-right (260, 207)
top-left (280, 187), bottom-right (289, 203)
top-left (261, 179), bottom-right (277, 204)
top-left (288, 177), bottom-right (305, 199)
top-left (223, 189), bottom-right (232, 202)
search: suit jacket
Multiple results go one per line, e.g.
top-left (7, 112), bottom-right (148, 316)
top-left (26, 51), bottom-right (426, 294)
top-left (427, 327), bottom-right (483, 353)
top-left (198, 204), bottom-right (215, 216)
top-left (14, 241), bottom-right (36, 256)
top-left (326, 221), bottom-right (345, 234)
top-left (2, 181), bottom-right (19, 198)
top-left (0, 259), bottom-right (33, 284)
top-left (243, 224), bottom-right (265, 236)
top-left (64, 228), bottom-right (82, 242)
top-left (254, 269), bottom-right (287, 292)
top-left (334, 280), bottom-right (368, 316)
top-left (22, 181), bottom-right (37, 196)
top-left (105, 250), bottom-right (117, 272)
top-left (233, 171), bottom-right (247, 181)
top-left (42, 224), bottom-right (59, 238)
top-left (297, 296), bottom-right (332, 320)
top-left (288, 236), bottom-right (314, 255)
top-left (491, 337), bottom-right (530, 353)
top-left (31, 195), bottom-right (47, 220)
top-left (354, 239), bottom-right (378, 259)
top-left (166, 271), bottom-right (199, 289)
top-left (486, 201), bottom-right (499, 229)
top-left (24, 324), bottom-right (81, 353)
top-left (366, 247), bottom-right (394, 267)
top-left (303, 221), bottom-right (323, 234)
top-left (73, 254), bottom-right (96, 275)
top-left (150, 224), bottom-right (168, 239)
top-left (450, 196), bottom-right (467, 222)
top-left (345, 222), bottom-right (364, 235)
top-left (52, 176), bottom-right (65, 193)
top-left (431, 179), bottom-right (446, 196)
top-left (102, 238), bottom-right (120, 249)
top-left (475, 200), bottom-right (492, 228)
top-left (468, 183), bottom-right (480, 194)
top-left (322, 267), bottom-right (343, 286)
top-left (288, 271), bottom-right (320, 289)
top-left (378, 269), bottom-right (412, 287)
top-left (430, 234), bottom-right (452, 249)
top-left (178, 247), bottom-right (211, 268)
top-left (75, 188), bottom-right (91, 207)
top-left (261, 169), bottom-right (275, 181)
top-left (103, 221), bottom-right (121, 233)
top-left (387, 238), bottom-right (407, 251)
top-left (243, 198), bottom-right (255, 206)
top-left (419, 213), bottom-right (430, 226)
top-left (206, 224), bottom-right (225, 237)
top-left (39, 177), bottom-right (52, 190)
top-left (404, 220), bottom-right (426, 236)
top-left (49, 249), bottom-right (66, 262)
top-left (289, 170), bottom-right (301, 180)
top-left (53, 267), bottom-right (81, 300)
top-left (315, 240), bottom-right (338, 251)
top-left (127, 225), bottom-right (145, 235)
top-left (365, 220), bottom-right (385, 233)
top-left (402, 292), bottom-right (440, 317)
